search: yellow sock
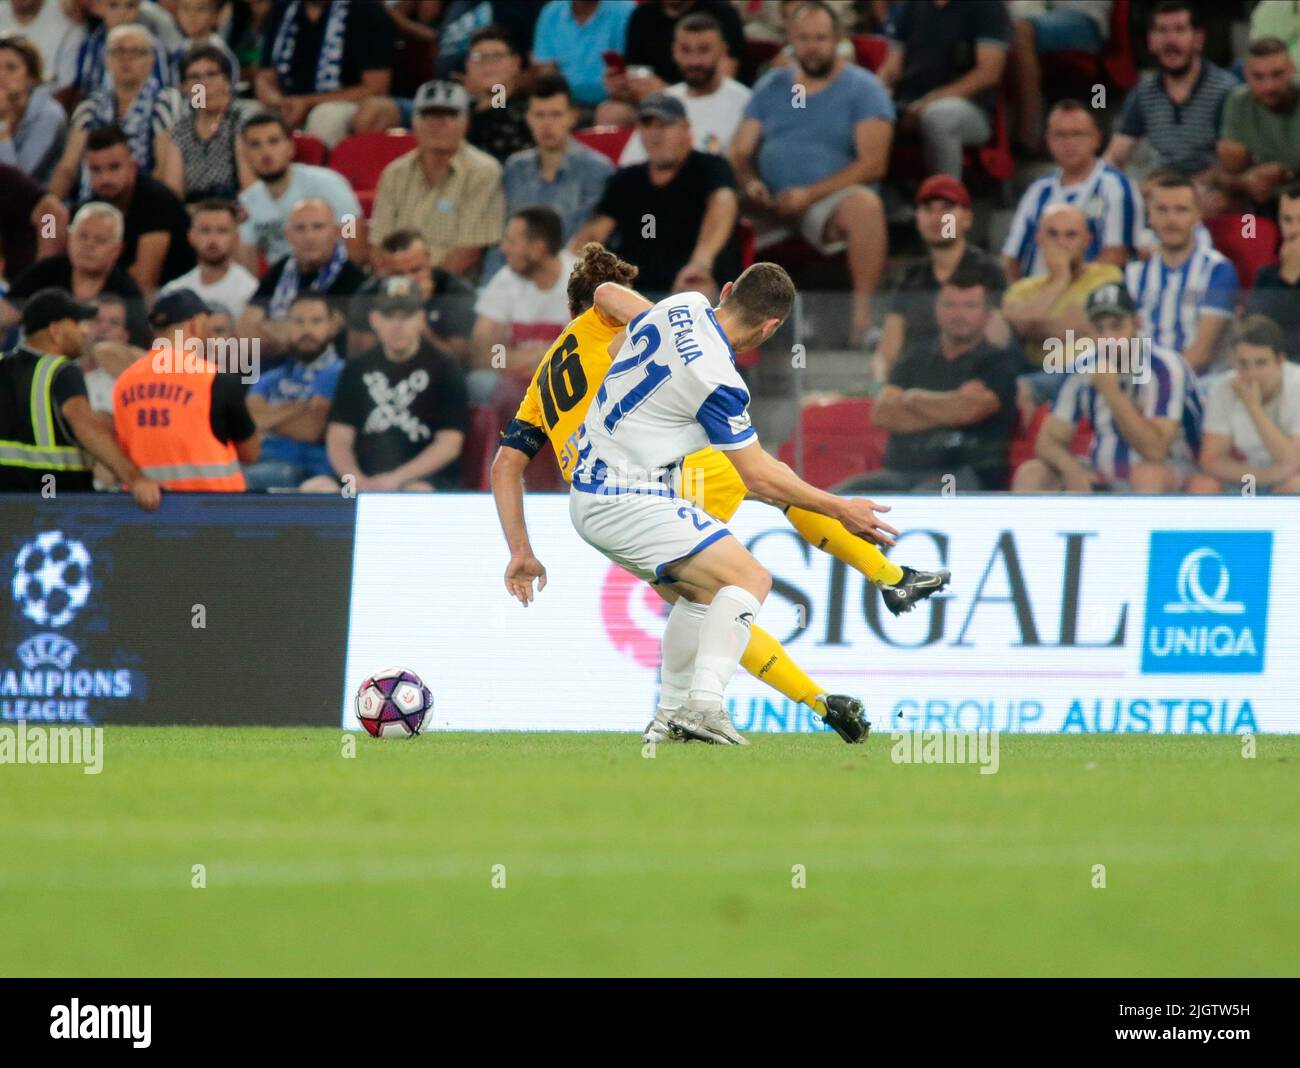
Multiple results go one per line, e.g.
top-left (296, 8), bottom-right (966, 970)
top-left (741, 624), bottom-right (826, 713)
top-left (784, 506), bottom-right (904, 587)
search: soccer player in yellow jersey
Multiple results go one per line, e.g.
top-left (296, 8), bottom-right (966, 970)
top-left (491, 245), bottom-right (950, 744)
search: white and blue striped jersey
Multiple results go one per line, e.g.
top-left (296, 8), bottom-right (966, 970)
top-left (571, 292), bottom-right (756, 495)
top-left (1052, 343), bottom-right (1204, 483)
top-left (1125, 244), bottom-right (1238, 355)
top-left (1003, 160), bottom-right (1144, 278)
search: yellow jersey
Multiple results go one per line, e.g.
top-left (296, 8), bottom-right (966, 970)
top-left (500, 308), bottom-right (749, 522)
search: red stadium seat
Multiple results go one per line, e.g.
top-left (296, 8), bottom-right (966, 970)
top-left (1041, 0), bottom-right (1138, 94)
top-left (1204, 212), bottom-right (1280, 290)
top-left (746, 37), bottom-right (782, 71)
top-left (887, 83), bottom-right (1014, 184)
top-left (292, 132), bottom-right (327, 166)
top-left (329, 131), bottom-right (417, 193)
top-left (737, 217), bottom-right (756, 269)
top-left (851, 34), bottom-right (889, 73)
top-left (777, 396), bottom-right (886, 489)
top-left (393, 34), bottom-right (438, 99)
top-left (463, 404), bottom-right (498, 490)
top-left (1009, 403), bottom-right (1094, 480)
top-left (573, 125), bottom-right (634, 165)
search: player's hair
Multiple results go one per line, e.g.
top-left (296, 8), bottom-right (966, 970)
top-left (677, 12), bottom-right (723, 37)
top-left (529, 72), bottom-right (573, 106)
top-left (511, 206), bottom-right (563, 255)
top-left (379, 229), bottom-right (428, 255)
top-left (1279, 180), bottom-right (1300, 202)
top-left (71, 201), bottom-right (125, 242)
top-left (1232, 315), bottom-right (1286, 355)
top-left (719, 262), bottom-right (796, 327)
top-left (85, 124), bottom-right (130, 153)
top-left (241, 110), bottom-right (292, 140)
top-left (1047, 98), bottom-right (1100, 130)
top-left (179, 42), bottom-right (233, 80)
top-left (1247, 37), bottom-right (1290, 60)
top-left (469, 24), bottom-right (518, 54)
top-left (789, 0), bottom-right (840, 33)
top-left (567, 243), bottom-right (639, 317)
top-left (1152, 1), bottom-right (1200, 29)
top-left (0, 33), bottom-right (45, 83)
top-left (189, 197), bottom-right (240, 221)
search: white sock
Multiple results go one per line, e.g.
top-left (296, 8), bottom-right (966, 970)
top-left (659, 598), bottom-right (707, 711)
top-left (690, 585), bottom-right (763, 707)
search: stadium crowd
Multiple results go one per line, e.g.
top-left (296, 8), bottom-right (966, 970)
top-left (0, 0), bottom-right (1299, 503)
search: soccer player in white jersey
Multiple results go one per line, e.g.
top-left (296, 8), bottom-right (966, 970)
top-left (568, 263), bottom-right (899, 745)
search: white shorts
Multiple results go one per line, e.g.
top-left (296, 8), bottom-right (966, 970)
top-left (569, 486), bottom-right (733, 584)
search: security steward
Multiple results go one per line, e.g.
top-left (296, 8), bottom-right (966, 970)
top-left (113, 290), bottom-right (259, 491)
top-left (0, 288), bottom-right (160, 510)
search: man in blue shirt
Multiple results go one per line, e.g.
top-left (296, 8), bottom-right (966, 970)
top-left (530, 0), bottom-right (634, 110)
top-left (730, 0), bottom-right (895, 345)
top-left (243, 291), bottom-right (343, 490)
top-left (491, 73), bottom-right (613, 279)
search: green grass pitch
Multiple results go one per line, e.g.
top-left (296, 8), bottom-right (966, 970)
top-left (2, 728), bottom-right (1296, 977)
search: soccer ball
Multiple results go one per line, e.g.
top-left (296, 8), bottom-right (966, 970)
top-left (355, 667), bottom-right (434, 738)
top-left (13, 531), bottom-right (93, 629)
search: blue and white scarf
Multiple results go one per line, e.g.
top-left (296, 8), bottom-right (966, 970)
top-left (269, 240), bottom-right (348, 320)
top-left (270, 0), bottom-right (349, 94)
top-left (78, 75), bottom-right (164, 200)
top-left (77, 28), bottom-right (171, 93)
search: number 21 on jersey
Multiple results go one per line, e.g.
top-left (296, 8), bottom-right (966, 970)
top-left (595, 321), bottom-right (672, 433)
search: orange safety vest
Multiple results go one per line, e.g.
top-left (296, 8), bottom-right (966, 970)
top-left (113, 345), bottom-right (246, 491)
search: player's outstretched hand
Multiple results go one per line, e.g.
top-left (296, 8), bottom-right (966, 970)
top-left (505, 553), bottom-right (548, 606)
top-left (840, 498), bottom-right (899, 547)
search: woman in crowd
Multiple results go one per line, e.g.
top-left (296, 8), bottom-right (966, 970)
top-left (171, 42), bottom-right (258, 201)
top-left (0, 33), bottom-right (68, 183)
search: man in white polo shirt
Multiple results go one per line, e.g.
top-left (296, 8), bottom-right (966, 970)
top-left (470, 205), bottom-right (577, 421)
top-left (619, 11), bottom-right (751, 166)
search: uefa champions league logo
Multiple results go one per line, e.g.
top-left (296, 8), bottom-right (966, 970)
top-left (12, 531), bottom-right (93, 629)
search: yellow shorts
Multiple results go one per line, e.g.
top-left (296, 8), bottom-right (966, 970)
top-left (680, 447), bottom-right (748, 523)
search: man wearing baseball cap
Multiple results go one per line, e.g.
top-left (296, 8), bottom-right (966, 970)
top-left (570, 90), bottom-right (740, 299)
top-left (112, 288), bottom-right (260, 492)
top-left (0, 288), bottom-right (160, 510)
top-left (876, 175), bottom-right (1008, 378)
top-left (369, 79), bottom-right (505, 278)
top-left (1012, 281), bottom-right (1203, 494)
top-left (302, 275), bottom-right (469, 494)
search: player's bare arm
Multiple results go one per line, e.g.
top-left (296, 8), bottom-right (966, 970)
top-left (725, 439), bottom-right (898, 547)
top-left (490, 442), bottom-right (548, 606)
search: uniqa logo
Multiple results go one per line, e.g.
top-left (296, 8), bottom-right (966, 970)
top-left (1161, 548), bottom-right (1244, 615)
top-left (1142, 531), bottom-right (1270, 674)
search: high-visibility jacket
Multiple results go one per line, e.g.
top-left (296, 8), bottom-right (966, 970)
top-left (113, 346), bottom-right (246, 491)
top-left (0, 346), bottom-right (93, 492)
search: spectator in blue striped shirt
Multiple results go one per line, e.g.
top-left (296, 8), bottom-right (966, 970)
top-left (1125, 172), bottom-right (1238, 374)
top-left (1104, 0), bottom-right (1239, 195)
top-left (1012, 282), bottom-right (1203, 494)
top-left (1002, 100), bottom-right (1144, 282)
